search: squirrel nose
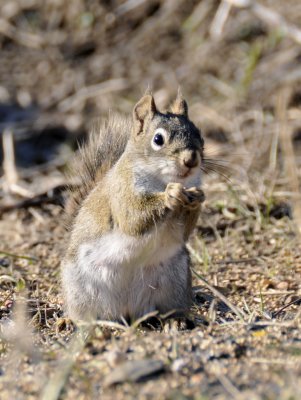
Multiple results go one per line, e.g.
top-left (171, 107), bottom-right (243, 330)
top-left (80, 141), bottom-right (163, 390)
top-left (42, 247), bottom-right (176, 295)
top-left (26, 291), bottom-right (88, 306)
top-left (183, 150), bottom-right (198, 169)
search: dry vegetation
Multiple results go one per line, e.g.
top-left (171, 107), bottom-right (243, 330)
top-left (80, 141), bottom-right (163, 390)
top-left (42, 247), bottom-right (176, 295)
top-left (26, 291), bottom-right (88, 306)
top-left (0, 1), bottom-right (301, 399)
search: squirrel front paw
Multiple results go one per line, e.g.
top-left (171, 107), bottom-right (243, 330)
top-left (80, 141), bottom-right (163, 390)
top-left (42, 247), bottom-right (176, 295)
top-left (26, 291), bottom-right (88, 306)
top-left (165, 183), bottom-right (205, 211)
top-left (165, 183), bottom-right (188, 210)
top-left (185, 187), bottom-right (205, 209)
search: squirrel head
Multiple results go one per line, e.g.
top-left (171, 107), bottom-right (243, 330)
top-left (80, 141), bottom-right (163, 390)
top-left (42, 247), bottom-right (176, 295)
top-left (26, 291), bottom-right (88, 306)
top-left (130, 92), bottom-right (204, 188)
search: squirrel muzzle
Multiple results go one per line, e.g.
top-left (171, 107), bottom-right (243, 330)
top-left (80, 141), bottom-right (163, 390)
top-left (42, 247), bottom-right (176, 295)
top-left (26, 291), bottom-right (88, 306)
top-left (181, 149), bottom-right (200, 170)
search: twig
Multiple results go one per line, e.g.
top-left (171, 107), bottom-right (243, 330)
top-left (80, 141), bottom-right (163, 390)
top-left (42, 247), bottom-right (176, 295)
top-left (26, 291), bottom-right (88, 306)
top-left (223, 0), bottom-right (301, 44)
top-left (0, 184), bottom-right (66, 213)
top-left (58, 79), bottom-right (129, 112)
top-left (131, 310), bottom-right (159, 329)
top-left (273, 297), bottom-right (301, 318)
top-left (254, 291), bottom-right (295, 296)
top-left (114, 0), bottom-right (149, 17)
top-left (210, 0), bottom-right (233, 39)
top-left (250, 358), bottom-right (300, 365)
top-left (191, 268), bottom-right (247, 321)
top-left (1, 129), bottom-right (36, 198)
top-left (41, 327), bottom-right (90, 400)
top-left (0, 250), bottom-right (38, 262)
top-left (7, 184), bottom-right (35, 198)
top-left (0, 18), bottom-right (44, 49)
top-left (183, 1), bottom-right (213, 32)
top-left (277, 88), bottom-right (301, 237)
top-left (218, 374), bottom-right (241, 399)
top-left (2, 128), bottom-right (18, 187)
top-left (273, 191), bottom-right (301, 199)
top-left (82, 320), bottom-right (128, 331)
top-left (0, 292), bottom-right (11, 307)
top-left (214, 257), bottom-right (258, 265)
top-left (0, 196), bottom-right (59, 213)
top-left (188, 245), bottom-right (258, 267)
top-left (213, 319), bottom-right (300, 328)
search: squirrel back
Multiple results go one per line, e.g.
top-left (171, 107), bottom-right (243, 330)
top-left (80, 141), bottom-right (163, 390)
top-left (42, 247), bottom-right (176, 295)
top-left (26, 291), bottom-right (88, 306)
top-left (65, 114), bottom-right (131, 221)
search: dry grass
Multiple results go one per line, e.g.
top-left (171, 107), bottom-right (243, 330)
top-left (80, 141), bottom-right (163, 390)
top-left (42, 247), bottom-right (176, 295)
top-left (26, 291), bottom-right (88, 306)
top-left (0, 1), bottom-right (301, 399)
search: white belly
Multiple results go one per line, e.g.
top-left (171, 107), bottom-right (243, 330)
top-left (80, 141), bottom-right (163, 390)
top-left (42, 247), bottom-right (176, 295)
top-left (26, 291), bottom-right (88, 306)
top-left (63, 226), bottom-right (189, 320)
top-left (78, 227), bottom-right (181, 273)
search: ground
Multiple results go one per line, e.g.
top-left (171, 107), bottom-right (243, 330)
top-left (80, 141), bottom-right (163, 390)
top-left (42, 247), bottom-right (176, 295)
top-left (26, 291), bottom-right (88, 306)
top-left (0, 1), bottom-right (301, 399)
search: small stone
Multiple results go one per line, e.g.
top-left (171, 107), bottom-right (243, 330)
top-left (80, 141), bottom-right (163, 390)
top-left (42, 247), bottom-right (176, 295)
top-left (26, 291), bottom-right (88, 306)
top-left (190, 373), bottom-right (203, 384)
top-left (0, 86), bottom-right (10, 102)
top-left (105, 350), bottom-right (126, 367)
top-left (262, 279), bottom-right (275, 289)
top-left (1, 2), bottom-right (19, 19)
top-left (104, 359), bottom-right (165, 386)
top-left (4, 300), bottom-right (13, 309)
top-left (276, 281), bottom-right (289, 290)
top-left (16, 90), bottom-right (32, 108)
top-left (0, 258), bottom-right (10, 268)
top-left (284, 295), bottom-right (300, 305)
top-left (171, 358), bottom-right (187, 372)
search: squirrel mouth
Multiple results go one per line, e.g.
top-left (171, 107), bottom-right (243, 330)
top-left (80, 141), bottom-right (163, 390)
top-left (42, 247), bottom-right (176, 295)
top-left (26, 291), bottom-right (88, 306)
top-left (177, 169), bottom-right (192, 179)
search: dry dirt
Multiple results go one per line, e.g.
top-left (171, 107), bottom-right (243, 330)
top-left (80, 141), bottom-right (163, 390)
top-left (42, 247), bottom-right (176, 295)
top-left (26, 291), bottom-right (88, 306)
top-left (0, 1), bottom-right (301, 399)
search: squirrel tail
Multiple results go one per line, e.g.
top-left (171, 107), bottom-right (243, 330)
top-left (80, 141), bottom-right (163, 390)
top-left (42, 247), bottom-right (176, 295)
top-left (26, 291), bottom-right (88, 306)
top-left (65, 113), bottom-right (131, 223)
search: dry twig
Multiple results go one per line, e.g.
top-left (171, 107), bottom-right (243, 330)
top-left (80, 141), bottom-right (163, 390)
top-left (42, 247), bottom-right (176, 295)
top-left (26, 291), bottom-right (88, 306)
top-left (211, 0), bottom-right (301, 44)
top-left (0, 18), bottom-right (44, 49)
top-left (2, 128), bottom-right (18, 187)
top-left (41, 327), bottom-right (90, 400)
top-left (58, 79), bottom-right (129, 112)
top-left (277, 88), bottom-right (301, 237)
top-left (210, 0), bottom-right (233, 39)
top-left (191, 267), bottom-right (247, 321)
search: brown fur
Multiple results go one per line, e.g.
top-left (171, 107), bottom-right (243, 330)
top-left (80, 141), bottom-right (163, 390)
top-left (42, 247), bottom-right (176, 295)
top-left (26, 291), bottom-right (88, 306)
top-left (62, 93), bottom-right (205, 322)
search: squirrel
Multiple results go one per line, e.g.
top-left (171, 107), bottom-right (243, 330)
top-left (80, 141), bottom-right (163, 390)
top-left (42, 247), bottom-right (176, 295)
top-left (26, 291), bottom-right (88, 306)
top-left (61, 92), bottom-right (205, 323)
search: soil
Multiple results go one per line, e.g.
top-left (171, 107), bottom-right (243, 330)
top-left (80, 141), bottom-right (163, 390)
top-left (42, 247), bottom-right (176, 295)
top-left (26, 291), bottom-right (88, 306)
top-left (0, 1), bottom-right (301, 399)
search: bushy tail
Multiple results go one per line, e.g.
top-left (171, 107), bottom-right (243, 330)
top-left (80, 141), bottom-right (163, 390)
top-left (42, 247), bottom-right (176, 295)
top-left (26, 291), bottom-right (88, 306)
top-left (65, 114), bottom-right (131, 222)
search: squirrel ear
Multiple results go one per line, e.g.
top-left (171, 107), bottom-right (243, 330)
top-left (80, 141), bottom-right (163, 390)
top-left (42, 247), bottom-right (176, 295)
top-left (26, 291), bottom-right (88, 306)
top-left (170, 91), bottom-right (188, 117)
top-left (133, 95), bottom-right (157, 135)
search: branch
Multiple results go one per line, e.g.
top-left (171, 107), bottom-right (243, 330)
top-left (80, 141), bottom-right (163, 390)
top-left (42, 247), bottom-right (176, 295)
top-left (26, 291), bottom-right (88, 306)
top-left (212, 0), bottom-right (301, 45)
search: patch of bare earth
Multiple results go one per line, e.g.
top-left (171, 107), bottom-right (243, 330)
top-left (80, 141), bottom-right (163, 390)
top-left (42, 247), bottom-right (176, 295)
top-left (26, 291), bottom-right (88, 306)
top-left (0, 180), bottom-right (300, 399)
top-left (0, 1), bottom-right (301, 399)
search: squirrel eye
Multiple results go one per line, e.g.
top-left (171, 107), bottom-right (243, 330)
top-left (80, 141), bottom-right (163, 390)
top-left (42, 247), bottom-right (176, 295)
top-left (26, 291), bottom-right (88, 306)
top-left (154, 133), bottom-right (164, 146)
top-left (151, 128), bottom-right (167, 150)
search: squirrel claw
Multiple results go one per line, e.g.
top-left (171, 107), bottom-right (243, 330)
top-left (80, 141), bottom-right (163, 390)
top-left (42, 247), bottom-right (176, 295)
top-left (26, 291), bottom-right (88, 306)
top-left (165, 183), bottom-right (188, 210)
top-left (185, 187), bottom-right (205, 208)
top-left (165, 183), bottom-right (204, 211)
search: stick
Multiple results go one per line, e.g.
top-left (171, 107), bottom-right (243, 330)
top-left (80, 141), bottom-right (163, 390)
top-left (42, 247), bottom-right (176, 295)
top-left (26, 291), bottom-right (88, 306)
top-left (192, 268), bottom-right (247, 321)
top-left (273, 297), bottom-right (301, 317)
top-left (224, 0), bottom-right (301, 44)
top-left (2, 128), bottom-right (18, 187)
top-left (58, 79), bottom-right (129, 112)
top-left (210, 0), bottom-right (233, 39)
top-left (277, 88), bottom-right (301, 237)
top-left (0, 18), bottom-right (44, 49)
top-left (41, 327), bottom-right (90, 400)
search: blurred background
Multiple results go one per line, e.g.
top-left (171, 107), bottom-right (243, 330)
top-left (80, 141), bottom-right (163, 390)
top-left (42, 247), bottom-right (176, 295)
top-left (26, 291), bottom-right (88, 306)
top-left (1, 2), bottom-right (301, 398)
top-left (0, 0), bottom-right (300, 209)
